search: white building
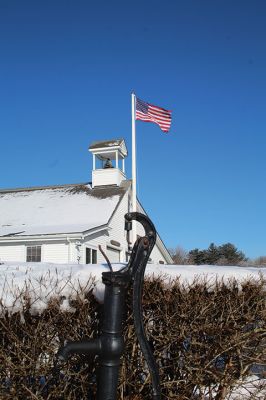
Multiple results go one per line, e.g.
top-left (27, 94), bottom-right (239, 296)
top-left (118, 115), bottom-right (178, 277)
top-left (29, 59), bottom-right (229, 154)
top-left (0, 139), bottom-right (173, 265)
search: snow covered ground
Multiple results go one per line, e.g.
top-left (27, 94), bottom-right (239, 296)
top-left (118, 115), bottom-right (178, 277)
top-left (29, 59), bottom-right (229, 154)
top-left (0, 261), bottom-right (265, 315)
top-left (227, 375), bottom-right (266, 399)
top-left (196, 375), bottom-right (266, 399)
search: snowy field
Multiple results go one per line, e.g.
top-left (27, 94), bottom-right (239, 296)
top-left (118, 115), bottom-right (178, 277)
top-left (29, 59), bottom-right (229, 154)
top-left (0, 261), bottom-right (265, 315)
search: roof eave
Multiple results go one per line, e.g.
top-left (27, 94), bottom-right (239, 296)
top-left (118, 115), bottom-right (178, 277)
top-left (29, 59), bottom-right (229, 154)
top-left (0, 225), bottom-right (111, 242)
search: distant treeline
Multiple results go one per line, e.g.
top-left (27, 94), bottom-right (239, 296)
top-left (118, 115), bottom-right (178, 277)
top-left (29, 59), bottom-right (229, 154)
top-left (169, 242), bottom-right (266, 266)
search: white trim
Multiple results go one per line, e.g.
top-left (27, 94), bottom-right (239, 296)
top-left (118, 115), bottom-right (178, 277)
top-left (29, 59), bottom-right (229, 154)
top-left (0, 235), bottom-right (82, 243)
top-left (92, 149), bottom-right (126, 159)
top-left (0, 225), bottom-right (111, 243)
top-left (89, 140), bottom-right (128, 158)
top-left (83, 225), bottom-right (111, 238)
top-left (93, 148), bottom-right (121, 153)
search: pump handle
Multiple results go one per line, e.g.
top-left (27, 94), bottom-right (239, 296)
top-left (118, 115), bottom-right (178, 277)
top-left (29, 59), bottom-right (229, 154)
top-left (124, 212), bottom-right (161, 400)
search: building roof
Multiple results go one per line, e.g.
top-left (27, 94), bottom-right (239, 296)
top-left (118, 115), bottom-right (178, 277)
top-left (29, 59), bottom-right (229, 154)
top-left (89, 138), bottom-right (128, 160)
top-left (89, 138), bottom-right (124, 150)
top-left (0, 182), bottom-right (130, 237)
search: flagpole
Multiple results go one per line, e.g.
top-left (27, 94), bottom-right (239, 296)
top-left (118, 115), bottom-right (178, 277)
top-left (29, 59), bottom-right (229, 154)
top-left (131, 92), bottom-right (137, 244)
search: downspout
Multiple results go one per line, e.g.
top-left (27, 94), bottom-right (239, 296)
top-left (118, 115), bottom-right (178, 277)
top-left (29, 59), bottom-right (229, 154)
top-left (66, 237), bottom-right (71, 263)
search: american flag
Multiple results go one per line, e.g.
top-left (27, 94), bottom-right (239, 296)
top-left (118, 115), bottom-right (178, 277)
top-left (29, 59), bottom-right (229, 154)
top-left (135, 97), bottom-right (172, 133)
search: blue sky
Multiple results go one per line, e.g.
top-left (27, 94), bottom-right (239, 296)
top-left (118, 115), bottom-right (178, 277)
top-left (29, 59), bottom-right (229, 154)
top-left (0, 0), bottom-right (265, 259)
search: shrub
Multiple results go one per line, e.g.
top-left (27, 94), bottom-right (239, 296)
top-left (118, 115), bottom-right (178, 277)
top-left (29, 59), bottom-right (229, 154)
top-left (0, 276), bottom-right (265, 399)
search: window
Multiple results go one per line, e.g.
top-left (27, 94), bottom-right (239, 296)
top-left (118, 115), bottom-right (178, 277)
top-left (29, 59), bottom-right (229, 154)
top-left (27, 245), bottom-right (41, 262)
top-left (86, 248), bottom-right (97, 264)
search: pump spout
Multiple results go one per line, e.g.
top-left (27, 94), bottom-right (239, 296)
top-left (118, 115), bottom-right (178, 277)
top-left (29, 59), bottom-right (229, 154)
top-left (57, 338), bottom-right (101, 361)
top-left (125, 212), bottom-right (156, 241)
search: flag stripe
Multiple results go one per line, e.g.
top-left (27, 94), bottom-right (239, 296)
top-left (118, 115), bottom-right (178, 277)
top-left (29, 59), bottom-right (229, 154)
top-left (136, 112), bottom-right (171, 126)
top-left (148, 104), bottom-right (172, 112)
top-left (148, 109), bottom-right (171, 119)
top-left (136, 117), bottom-right (170, 127)
top-left (136, 113), bottom-right (170, 131)
top-left (148, 105), bottom-right (171, 116)
top-left (147, 113), bottom-right (171, 122)
top-left (135, 97), bottom-right (172, 132)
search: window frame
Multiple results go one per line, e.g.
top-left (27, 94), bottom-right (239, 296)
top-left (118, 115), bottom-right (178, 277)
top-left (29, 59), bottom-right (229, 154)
top-left (85, 247), bottom-right (97, 264)
top-left (26, 245), bottom-right (42, 262)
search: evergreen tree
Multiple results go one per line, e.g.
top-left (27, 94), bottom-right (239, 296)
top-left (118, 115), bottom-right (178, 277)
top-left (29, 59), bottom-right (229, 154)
top-left (188, 248), bottom-right (206, 265)
top-left (188, 243), bottom-right (246, 266)
top-left (218, 243), bottom-right (247, 265)
top-left (205, 243), bottom-right (221, 264)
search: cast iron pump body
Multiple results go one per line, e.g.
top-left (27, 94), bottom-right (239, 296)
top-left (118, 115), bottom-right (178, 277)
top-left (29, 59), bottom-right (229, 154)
top-left (57, 212), bottom-right (161, 400)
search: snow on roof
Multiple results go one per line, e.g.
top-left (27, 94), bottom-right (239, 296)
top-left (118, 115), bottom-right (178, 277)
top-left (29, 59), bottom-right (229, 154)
top-left (0, 183), bottom-right (129, 237)
top-left (89, 138), bottom-right (125, 150)
top-left (89, 138), bottom-right (128, 159)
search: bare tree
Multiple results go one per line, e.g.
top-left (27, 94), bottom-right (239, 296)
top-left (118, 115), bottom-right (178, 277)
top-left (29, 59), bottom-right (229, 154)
top-left (253, 256), bottom-right (266, 267)
top-left (168, 246), bottom-right (188, 264)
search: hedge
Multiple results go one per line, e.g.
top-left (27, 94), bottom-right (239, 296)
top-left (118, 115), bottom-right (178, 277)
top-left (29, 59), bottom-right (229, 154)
top-left (0, 276), bottom-right (265, 399)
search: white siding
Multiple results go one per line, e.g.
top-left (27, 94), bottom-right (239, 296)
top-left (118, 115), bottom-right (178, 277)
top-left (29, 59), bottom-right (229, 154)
top-left (92, 168), bottom-right (126, 188)
top-left (148, 241), bottom-right (167, 264)
top-left (0, 240), bottom-right (70, 264)
top-left (0, 244), bottom-right (25, 262)
top-left (83, 231), bottom-right (110, 265)
top-left (106, 246), bottom-right (121, 263)
top-left (108, 191), bottom-right (130, 262)
top-left (81, 191), bottom-right (130, 265)
top-left (42, 242), bottom-right (69, 264)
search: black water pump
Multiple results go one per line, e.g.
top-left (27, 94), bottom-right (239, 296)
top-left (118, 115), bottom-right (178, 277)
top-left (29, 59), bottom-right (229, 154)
top-left (57, 212), bottom-right (161, 400)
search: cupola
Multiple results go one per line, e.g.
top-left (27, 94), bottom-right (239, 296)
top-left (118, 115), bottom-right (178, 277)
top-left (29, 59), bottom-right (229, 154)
top-left (89, 139), bottom-right (128, 188)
